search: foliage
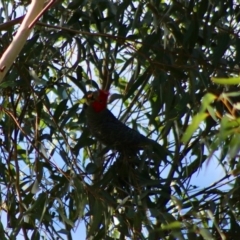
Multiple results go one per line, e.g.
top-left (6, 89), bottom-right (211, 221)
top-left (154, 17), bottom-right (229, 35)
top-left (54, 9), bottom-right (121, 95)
top-left (0, 0), bottom-right (240, 239)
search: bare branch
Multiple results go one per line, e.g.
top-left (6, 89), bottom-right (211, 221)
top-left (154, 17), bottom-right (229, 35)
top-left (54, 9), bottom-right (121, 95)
top-left (0, 0), bottom-right (46, 82)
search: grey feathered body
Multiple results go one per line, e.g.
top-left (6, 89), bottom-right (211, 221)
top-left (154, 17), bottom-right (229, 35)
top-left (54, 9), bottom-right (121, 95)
top-left (85, 105), bottom-right (151, 152)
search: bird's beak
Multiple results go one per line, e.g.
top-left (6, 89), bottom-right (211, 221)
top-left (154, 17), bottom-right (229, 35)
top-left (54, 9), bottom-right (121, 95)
top-left (78, 91), bottom-right (94, 106)
top-left (77, 94), bottom-right (88, 106)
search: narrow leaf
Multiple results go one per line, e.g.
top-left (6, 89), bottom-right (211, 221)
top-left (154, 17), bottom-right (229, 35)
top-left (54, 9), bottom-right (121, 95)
top-left (182, 112), bottom-right (208, 143)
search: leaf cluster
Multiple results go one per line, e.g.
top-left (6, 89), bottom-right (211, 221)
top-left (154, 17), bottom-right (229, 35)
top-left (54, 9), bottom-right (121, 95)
top-left (0, 0), bottom-right (240, 239)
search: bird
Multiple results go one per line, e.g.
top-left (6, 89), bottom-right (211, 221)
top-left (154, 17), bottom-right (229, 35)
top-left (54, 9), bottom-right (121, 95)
top-left (83, 89), bottom-right (167, 159)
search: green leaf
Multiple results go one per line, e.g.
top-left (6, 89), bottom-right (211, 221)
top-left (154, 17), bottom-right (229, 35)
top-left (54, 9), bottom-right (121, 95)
top-left (200, 93), bottom-right (217, 112)
top-left (212, 33), bottom-right (230, 66)
top-left (58, 207), bottom-right (74, 227)
top-left (212, 77), bottom-right (240, 85)
top-left (235, 38), bottom-right (240, 64)
top-left (199, 228), bottom-right (213, 239)
top-left (0, 221), bottom-right (7, 240)
top-left (183, 18), bottom-right (199, 49)
top-left (161, 221), bottom-right (182, 230)
top-left (31, 230), bottom-right (40, 240)
top-left (87, 200), bottom-right (103, 236)
top-left (182, 112), bottom-right (208, 143)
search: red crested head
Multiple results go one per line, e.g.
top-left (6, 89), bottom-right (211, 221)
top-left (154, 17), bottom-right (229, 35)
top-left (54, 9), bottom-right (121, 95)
top-left (86, 90), bottom-right (109, 112)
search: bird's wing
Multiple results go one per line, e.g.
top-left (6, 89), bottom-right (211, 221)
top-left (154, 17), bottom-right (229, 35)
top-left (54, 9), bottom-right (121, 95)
top-left (103, 109), bottom-right (147, 146)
